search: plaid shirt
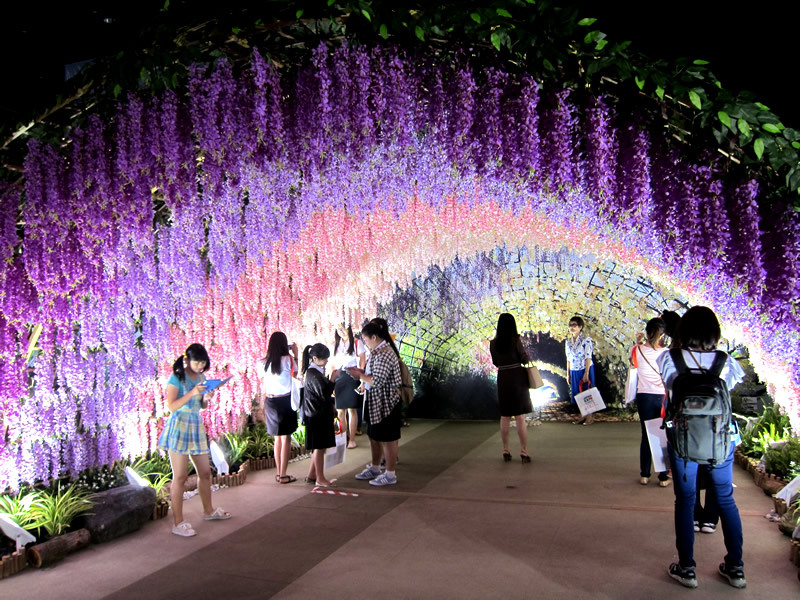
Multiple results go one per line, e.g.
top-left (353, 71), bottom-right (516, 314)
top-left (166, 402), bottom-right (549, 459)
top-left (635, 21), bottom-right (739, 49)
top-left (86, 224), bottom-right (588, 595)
top-left (365, 342), bottom-right (402, 423)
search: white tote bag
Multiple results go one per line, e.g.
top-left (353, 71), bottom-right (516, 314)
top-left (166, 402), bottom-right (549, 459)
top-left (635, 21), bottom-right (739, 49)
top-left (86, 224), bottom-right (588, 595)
top-left (624, 368), bottom-right (638, 404)
top-left (644, 418), bottom-right (670, 472)
top-left (574, 386), bottom-right (606, 416)
top-left (324, 431), bottom-right (347, 469)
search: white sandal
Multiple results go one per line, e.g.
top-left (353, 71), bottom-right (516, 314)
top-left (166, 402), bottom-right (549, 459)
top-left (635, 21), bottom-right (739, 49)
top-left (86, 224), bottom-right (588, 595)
top-left (203, 507), bottom-right (232, 521)
top-left (172, 521), bottom-right (196, 537)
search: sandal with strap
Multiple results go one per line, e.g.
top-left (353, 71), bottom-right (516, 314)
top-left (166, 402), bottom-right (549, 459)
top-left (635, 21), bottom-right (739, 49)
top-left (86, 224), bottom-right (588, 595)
top-left (203, 507), bottom-right (232, 521)
top-left (278, 475), bottom-right (297, 484)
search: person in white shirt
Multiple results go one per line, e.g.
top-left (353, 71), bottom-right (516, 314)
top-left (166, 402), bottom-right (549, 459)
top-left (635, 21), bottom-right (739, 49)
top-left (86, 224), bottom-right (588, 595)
top-left (329, 323), bottom-right (365, 449)
top-left (630, 317), bottom-right (669, 486)
top-left (256, 331), bottom-right (299, 483)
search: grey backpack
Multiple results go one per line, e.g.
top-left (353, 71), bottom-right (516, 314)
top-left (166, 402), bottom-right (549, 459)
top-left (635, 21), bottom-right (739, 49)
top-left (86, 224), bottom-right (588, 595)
top-left (664, 349), bottom-right (732, 465)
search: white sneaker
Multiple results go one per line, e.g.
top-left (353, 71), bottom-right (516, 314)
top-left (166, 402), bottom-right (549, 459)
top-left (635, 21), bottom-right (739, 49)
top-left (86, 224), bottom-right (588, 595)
top-left (355, 465), bottom-right (380, 480)
top-left (369, 472), bottom-right (397, 487)
top-left (172, 521), bottom-right (196, 537)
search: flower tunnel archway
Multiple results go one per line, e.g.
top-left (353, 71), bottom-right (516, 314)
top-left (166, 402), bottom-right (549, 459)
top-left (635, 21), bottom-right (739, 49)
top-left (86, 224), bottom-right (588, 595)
top-left (1, 43), bottom-right (798, 490)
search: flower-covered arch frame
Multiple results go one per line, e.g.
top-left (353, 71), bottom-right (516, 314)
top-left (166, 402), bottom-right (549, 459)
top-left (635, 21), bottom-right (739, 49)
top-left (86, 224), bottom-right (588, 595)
top-left (0, 43), bottom-right (798, 490)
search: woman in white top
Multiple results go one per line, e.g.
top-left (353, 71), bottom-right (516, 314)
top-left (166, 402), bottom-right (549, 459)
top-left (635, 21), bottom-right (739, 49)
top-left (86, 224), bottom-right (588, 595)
top-left (256, 331), bottom-right (299, 483)
top-left (329, 323), bottom-right (364, 449)
top-left (630, 317), bottom-right (669, 486)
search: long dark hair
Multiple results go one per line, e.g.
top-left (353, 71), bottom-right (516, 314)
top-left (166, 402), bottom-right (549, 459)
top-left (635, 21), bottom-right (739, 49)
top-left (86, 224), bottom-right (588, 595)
top-left (679, 306), bottom-right (720, 351)
top-left (334, 323), bottom-right (355, 355)
top-left (172, 343), bottom-right (210, 382)
top-left (302, 343), bottom-right (331, 375)
top-left (362, 318), bottom-right (400, 357)
top-left (660, 310), bottom-right (681, 349)
top-left (264, 331), bottom-right (290, 375)
top-left (493, 313), bottom-right (518, 352)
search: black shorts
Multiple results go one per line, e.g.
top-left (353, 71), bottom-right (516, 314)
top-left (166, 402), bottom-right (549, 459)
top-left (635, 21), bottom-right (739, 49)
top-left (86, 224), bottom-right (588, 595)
top-left (366, 401), bottom-right (402, 442)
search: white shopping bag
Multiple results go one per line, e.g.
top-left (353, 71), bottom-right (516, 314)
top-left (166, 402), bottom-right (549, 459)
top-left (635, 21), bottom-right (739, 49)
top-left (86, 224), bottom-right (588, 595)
top-left (574, 386), bottom-right (605, 416)
top-left (645, 418), bottom-right (670, 473)
top-left (324, 431), bottom-right (347, 469)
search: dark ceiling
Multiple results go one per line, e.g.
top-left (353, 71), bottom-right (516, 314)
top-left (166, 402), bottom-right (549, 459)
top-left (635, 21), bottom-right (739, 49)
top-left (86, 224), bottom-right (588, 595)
top-left (1, 1), bottom-right (798, 133)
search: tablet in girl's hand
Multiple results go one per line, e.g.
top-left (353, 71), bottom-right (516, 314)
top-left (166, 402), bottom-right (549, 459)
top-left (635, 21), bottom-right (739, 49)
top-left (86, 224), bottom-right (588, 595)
top-left (203, 376), bottom-right (232, 393)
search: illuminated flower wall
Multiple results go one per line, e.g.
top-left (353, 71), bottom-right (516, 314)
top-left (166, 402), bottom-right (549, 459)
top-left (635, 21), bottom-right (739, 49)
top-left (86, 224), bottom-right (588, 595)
top-left (1, 43), bottom-right (798, 490)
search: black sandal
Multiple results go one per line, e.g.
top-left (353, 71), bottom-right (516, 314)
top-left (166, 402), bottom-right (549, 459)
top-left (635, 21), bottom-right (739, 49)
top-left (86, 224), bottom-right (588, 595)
top-left (503, 451), bottom-right (512, 462)
top-left (279, 475), bottom-right (297, 484)
top-left (520, 454), bottom-right (531, 463)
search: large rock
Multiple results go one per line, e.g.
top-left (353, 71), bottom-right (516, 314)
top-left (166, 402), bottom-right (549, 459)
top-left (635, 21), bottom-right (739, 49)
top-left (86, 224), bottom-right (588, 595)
top-left (73, 485), bottom-right (155, 544)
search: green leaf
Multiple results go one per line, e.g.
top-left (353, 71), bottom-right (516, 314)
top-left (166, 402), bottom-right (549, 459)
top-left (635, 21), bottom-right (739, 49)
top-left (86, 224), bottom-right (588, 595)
top-left (793, 142), bottom-right (800, 150)
top-left (415, 25), bottom-right (425, 41)
top-left (361, 9), bottom-right (371, 21)
top-left (379, 23), bottom-right (388, 39)
top-left (655, 85), bottom-right (665, 100)
top-left (738, 119), bottom-right (752, 137)
top-left (634, 75), bottom-right (645, 90)
top-left (755, 101), bottom-right (770, 111)
top-left (231, 26), bottom-right (240, 35)
top-left (490, 31), bottom-right (501, 51)
top-left (754, 137), bottom-right (765, 160)
top-left (781, 128), bottom-right (799, 142)
top-left (113, 84), bottom-right (122, 98)
top-left (328, 0), bottom-right (335, 6)
top-left (693, 59), bottom-right (710, 65)
top-left (470, 12), bottom-right (481, 24)
top-left (762, 123), bottom-right (782, 133)
top-left (542, 58), bottom-right (555, 72)
top-left (296, 9), bottom-right (304, 19)
top-left (161, 0), bottom-right (170, 11)
top-left (595, 38), bottom-right (608, 50)
top-left (496, 8), bottom-right (512, 18)
top-left (688, 90), bottom-right (702, 110)
top-left (717, 111), bottom-right (731, 129)
top-left (578, 17), bottom-right (597, 26)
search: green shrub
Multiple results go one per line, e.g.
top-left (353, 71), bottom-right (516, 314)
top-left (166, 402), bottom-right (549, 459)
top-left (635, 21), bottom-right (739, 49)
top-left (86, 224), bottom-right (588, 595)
top-left (0, 488), bottom-right (42, 530)
top-left (764, 437), bottom-right (800, 480)
top-left (244, 424), bottom-right (273, 459)
top-left (28, 483), bottom-right (94, 538)
top-left (737, 405), bottom-right (792, 458)
top-left (221, 432), bottom-right (248, 469)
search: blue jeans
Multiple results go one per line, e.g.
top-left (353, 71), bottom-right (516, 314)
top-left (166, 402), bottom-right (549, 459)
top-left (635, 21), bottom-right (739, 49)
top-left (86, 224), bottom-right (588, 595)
top-left (636, 393), bottom-right (667, 480)
top-left (669, 442), bottom-right (743, 568)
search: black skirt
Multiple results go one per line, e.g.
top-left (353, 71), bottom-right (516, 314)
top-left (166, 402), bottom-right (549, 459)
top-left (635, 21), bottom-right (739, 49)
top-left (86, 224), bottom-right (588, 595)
top-left (334, 371), bottom-right (362, 409)
top-left (265, 393), bottom-right (298, 436)
top-left (305, 414), bottom-right (336, 450)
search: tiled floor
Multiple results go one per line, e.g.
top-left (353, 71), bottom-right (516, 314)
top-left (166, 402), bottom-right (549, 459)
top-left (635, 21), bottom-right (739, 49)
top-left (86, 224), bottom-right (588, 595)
top-left (4, 420), bottom-right (797, 599)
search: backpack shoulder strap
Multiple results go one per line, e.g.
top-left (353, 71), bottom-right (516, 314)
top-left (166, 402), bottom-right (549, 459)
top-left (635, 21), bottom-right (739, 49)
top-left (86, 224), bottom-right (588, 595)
top-left (709, 351), bottom-right (728, 379)
top-left (669, 348), bottom-right (689, 374)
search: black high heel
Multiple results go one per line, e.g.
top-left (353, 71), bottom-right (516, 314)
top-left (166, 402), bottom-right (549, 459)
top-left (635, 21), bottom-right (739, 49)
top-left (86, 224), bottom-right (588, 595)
top-left (520, 454), bottom-right (531, 463)
top-left (503, 451), bottom-right (512, 462)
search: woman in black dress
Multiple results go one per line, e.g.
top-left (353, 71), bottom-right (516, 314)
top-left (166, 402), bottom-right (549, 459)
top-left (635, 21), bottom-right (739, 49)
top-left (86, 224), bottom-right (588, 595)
top-left (301, 343), bottom-right (337, 487)
top-left (489, 313), bottom-right (532, 463)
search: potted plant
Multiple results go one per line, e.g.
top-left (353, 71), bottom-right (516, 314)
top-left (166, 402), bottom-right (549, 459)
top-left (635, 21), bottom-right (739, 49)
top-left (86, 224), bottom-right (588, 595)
top-left (25, 483), bottom-right (94, 568)
top-left (244, 424), bottom-right (274, 470)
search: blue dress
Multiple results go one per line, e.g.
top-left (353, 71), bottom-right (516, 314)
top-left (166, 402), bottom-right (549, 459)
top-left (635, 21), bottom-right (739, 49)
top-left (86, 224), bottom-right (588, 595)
top-left (157, 374), bottom-right (209, 455)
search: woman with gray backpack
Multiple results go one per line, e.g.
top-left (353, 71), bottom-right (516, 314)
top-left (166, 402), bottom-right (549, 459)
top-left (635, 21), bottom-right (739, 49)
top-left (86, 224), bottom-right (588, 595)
top-left (657, 306), bottom-right (746, 589)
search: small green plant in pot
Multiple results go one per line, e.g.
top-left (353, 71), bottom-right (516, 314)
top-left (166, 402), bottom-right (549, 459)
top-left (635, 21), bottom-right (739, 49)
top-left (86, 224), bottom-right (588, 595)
top-left (221, 432), bottom-right (248, 471)
top-left (28, 483), bottom-right (95, 539)
top-left (244, 424), bottom-right (273, 460)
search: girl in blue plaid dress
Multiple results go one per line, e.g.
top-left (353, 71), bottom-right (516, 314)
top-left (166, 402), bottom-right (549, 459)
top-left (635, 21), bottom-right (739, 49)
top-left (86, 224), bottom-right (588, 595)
top-left (158, 343), bottom-right (232, 537)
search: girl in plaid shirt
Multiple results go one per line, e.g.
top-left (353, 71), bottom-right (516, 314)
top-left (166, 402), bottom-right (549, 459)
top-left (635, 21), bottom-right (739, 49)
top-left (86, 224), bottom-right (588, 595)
top-left (346, 320), bottom-right (403, 486)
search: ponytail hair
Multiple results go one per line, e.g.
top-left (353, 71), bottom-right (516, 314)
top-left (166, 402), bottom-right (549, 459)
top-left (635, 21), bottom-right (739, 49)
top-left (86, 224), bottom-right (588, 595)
top-left (645, 317), bottom-right (666, 346)
top-left (302, 343), bottom-right (330, 374)
top-left (362, 318), bottom-right (400, 357)
top-left (173, 343), bottom-right (211, 382)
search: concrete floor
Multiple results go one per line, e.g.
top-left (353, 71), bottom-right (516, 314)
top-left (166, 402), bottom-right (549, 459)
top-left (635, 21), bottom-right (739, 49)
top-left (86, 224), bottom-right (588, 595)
top-left (3, 420), bottom-right (798, 599)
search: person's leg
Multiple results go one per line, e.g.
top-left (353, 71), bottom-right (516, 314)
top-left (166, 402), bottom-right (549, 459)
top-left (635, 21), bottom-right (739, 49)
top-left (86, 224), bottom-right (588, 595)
top-left (347, 408), bottom-right (358, 448)
top-left (370, 436), bottom-right (382, 466)
top-left (668, 447), bottom-right (698, 568)
top-left (337, 409), bottom-right (347, 435)
top-left (500, 416), bottom-right (511, 453)
top-left (190, 453), bottom-right (214, 515)
top-left (307, 448), bottom-right (318, 481)
top-left (709, 444), bottom-right (743, 567)
top-left (514, 414), bottom-right (528, 456)
top-left (313, 449), bottom-right (334, 485)
top-left (169, 452), bottom-right (190, 526)
top-left (382, 440), bottom-right (398, 471)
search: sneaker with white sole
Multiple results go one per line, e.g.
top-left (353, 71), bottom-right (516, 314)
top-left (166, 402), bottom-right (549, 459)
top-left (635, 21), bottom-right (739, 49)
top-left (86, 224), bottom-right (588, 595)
top-left (355, 465), bottom-right (380, 480)
top-left (700, 522), bottom-right (716, 534)
top-left (718, 562), bottom-right (746, 588)
top-left (668, 562), bottom-right (697, 588)
top-left (172, 521), bottom-right (196, 537)
top-left (369, 472), bottom-right (397, 487)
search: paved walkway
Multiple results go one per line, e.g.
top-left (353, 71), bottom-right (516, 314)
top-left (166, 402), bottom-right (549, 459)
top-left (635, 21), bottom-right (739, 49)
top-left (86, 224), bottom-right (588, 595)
top-left (4, 420), bottom-right (798, 599)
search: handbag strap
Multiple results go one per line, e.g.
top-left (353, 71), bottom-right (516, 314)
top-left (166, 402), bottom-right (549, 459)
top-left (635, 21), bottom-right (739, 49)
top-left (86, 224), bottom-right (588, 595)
top-left (636, 345), bottom-right (660, 376)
